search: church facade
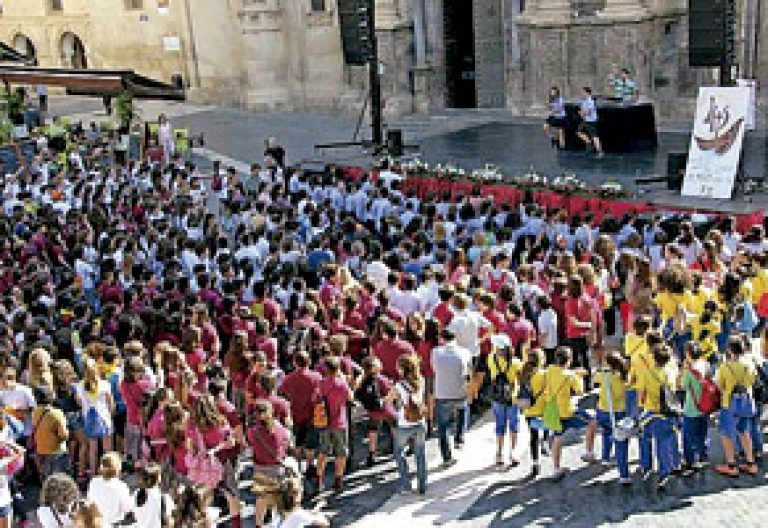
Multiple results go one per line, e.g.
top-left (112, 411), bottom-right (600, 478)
top-left (0, 1), bottom-right (762, 122)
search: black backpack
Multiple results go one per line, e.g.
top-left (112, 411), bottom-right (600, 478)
top-left (491, 355), bottom-right (515, 405)
top-left (356, 375), bottom-right (383, 412)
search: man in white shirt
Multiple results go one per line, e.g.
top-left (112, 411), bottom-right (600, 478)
top-left (536, 296), bottom-right (559, 363)
top-left (365, 247), bottom-right (390, 292)
top-left (447, 294), bottom-right (491, 357)
top-left (417, 269), bottom-right (440, 314)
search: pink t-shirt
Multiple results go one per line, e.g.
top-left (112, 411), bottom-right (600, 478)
top-left (248, 421), bottom-right (291, 466)
top-left (120, 378), bottom-right (155, 426)
top-left (319, 376), bottom-right (351, 431)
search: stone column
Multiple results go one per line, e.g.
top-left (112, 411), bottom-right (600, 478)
top-left (412, 0), bottom-right (427, 66)
top-left (597, 0), bottom-right (650, 20)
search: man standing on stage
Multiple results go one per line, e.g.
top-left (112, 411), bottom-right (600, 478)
top-left (577, 87), bottom-right (604, 158)
top-left (609, 67), bottom-right (638, 102)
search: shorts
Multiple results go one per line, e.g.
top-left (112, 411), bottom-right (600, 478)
top-left (318, 428), bottom-right (349, 458)
top-left (718, 408), bottom-right (752, 440)
top-left (578, 121), bottom-right (599, 139)
top-left (546, 116), bottom-right (566, 128)
top-left (293, 422), bottom-right (319, 450)
top-left (66, 411), bottom-right (84, 432)
top-left (553, 409), bottom-right (593, 437)
top-left (492, 402), bottom-right (520, 435)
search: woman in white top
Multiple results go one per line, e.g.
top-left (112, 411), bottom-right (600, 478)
top-left (385, 354), bottom-right (428, 494)
top-left (86, 452), bottom-right (132, 526)
top-left (275, 477), bottom-right (329, 528)
top-left (32, 473), bottom-right (81, 528)
top-left (158, 114), bottom-right (174, 163)
top-left (132, 463), bottom-right (173, 528)
top-left (75, 358), bottom-right (114, 476)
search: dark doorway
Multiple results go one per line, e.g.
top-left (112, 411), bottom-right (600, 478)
top-left (444, 0), bottom-right (476, 108)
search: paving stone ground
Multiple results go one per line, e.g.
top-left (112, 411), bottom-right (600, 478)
top-left (45, 97), bottom-right (768, 527)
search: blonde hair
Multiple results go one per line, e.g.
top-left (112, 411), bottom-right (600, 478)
top-left (28, 348), bottom-right (53, 389)
top-left (98, 452), bottom-right (122, 479)
top-left (72, 500), bottom-right (104, 528)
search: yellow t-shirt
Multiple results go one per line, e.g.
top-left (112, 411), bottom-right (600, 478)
top-left (688, 287), bottom-right (714, 316)
top-left (624, 333), bottom-right (648, 360)
top-left (629, 348), bottom-right (653, 390)
top-left (654, 291), bottom-right (693, 321)
top-left (597, 372), bottom-right (627, 412)
top-left (752, 268), bottom-right (768, 306)
top-left (31, 406), bottom-right (68, 455)
top-left (487, 353), bottom-right (523, 399)
top-left (638, 365), bottom-right (675, 413)
top-left (716, 360), bottom-right (755, 408)
top-left (534, 365), bottom-right (582, 419)
top-left (690, 315), bottom-right (721, 358)
top-left (524, 369), bottom-right (547, 418)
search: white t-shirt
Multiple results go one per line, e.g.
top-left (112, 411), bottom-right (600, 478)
top-left (87, 476), bottom-right (133, 525)
top-left (76, 380), bottom-right (112, 425)
top-left (132, 488), bottom-right (175, 528)
top-left (537, 309), bottom-right (558, 349)
top-left (35, 506), bottom-right (73, 528)
top-left (395, 380), bottom-right (426, 428)
top-left (0, 383), bottom-right (36, 435)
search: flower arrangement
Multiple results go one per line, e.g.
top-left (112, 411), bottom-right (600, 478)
top-left (599, 181), bottom-right (626, 198)
top-left (470, 164), bottom-right (504, 182)
top-left (551, 173), bottom-right (587, 192)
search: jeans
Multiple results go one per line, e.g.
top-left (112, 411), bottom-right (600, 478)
top-left (492, 402), bottom-right (520, 436)
top-left (682, 415), bottom-right (709, 464)
top-left (640, 414), bottom-right (676, 477)
top-left (596, 410), bottom-right (629, 479)
top-left (625, 389), bottom-right (640, 420)
top-left (393, 423), bottom-right (427, 493)
top-left (38, 453), bottom-right (70, 479)
top-left (435, 399), bottom-right (467, 462)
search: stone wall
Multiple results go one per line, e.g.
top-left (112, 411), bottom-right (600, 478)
top-left (474, 0), bottom-right (506, 108)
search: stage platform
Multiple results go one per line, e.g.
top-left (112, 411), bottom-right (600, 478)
top-left (637, 188), bottom-right (768, 216)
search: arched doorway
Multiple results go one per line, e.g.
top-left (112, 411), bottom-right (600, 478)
top-left (60, 32), bottom-right (87, 69)
top-left (12, 33), bottom-right (36, 63)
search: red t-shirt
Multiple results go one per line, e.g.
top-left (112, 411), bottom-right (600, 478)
top-left (433, 302), bottom-right (454, 328)
top-left (120, 377), bottom-right (155, 426)
top-left (279, 368), bottom-right (322, 425)
top-left (318, 376), bottom-right (351, 430)
top-left (415, 339), bottom-right (435, 379)
top-left (374, 338), bottom-right (416, 380)
top-left (267, 394), bottom-right (292, 426)
top-left (248, 421), bottom-right (291, 466)
top-left (565, 295), bottom-right (594, 339)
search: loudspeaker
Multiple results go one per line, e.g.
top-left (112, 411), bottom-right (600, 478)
top-left (387, 129), bottom-right (403, 157)
top-left (338, 0), bottom-right (370, 66)
top-left (667, 152), bottom-right (688, 191)
top-left (689, 0), bottom-right (726, 67)
top-left (171, 74), bottom-right (184, 90)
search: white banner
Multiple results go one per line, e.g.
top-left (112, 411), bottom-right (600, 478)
top-left (736, 79), bottom-right (757, 130)
top-left (682, 86), bottom-right (749, 199)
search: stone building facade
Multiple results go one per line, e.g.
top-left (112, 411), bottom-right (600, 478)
top-left (0, 1), bottom-right (764, 122)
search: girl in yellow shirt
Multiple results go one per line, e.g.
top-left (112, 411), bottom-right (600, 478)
top-left (520, 349), bottom-right (546, 475)
top-left (583, 352), bottom-right (630, 483)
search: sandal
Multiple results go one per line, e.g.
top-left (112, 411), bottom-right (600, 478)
top-left (739, 463), bottom-right (759, 475)
top-left (714, 464), bottom-right (739, 477)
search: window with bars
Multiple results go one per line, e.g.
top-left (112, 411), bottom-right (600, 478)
top-left (310, 0), bottom-right (326, 12)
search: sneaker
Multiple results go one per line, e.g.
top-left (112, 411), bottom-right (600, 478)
top-left (739, 463), bottom-right (760, 475)
top-left (531, 462), bottom-right (541, 476)
top-left (455, 440), bottom-right (464, 450)
top-left (619, 477), bottom-right (633, 486)
top-left (551, 467), bottom-right (569, 481)
top-left (440, 459), bottom-right (458, 470)
top-left (581, 453), bottom-right (597, 464)
top-left (541, 439), bottom-right (551, 457)
top-left (714, 464), bottom-right (740, 477)
top-left (366, 453), bottom-right (376, 468)
top-left (601, 459), bottom-right (617, 468)
top-left (496, 453), bottom-right (504, 467)
top-left (508, 457), bottom-right (520, 468)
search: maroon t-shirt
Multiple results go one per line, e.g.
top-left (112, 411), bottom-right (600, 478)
top-left (375, 338), bottom-right (415, 380)
top-left (318, 376), bottom-right (351, 431)
top-left (279, 368), bottom-right (322, 425)
top-left (248, 421), bottom-right (291, 466)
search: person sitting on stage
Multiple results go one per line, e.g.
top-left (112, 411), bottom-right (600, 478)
top-left (577, 87), bottom-right (604, 158)
top-left (544, 86), bottom-right (567, 149)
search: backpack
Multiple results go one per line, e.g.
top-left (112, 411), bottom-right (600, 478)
top-left (401, 382), bottom-right (426, 422)
top-left (688, 368), bottom-right (721, 415)
top-left (727, 364), bottom-right (755, 418)
top-left (312, 393), bottom-right (329, 429)
top-left (491, 355), bottom-right (515, 405)
top-left (356, 375), bottom-right (383, 412)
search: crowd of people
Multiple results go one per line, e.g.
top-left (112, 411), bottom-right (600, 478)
top-left (0, 113), bottom-right (766, 527)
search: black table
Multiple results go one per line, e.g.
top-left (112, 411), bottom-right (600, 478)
top-left (564, 100), bottom-right (658, 153)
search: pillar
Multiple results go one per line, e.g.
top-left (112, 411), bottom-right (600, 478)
top-left (412, 0), bottom-right (427, 66)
